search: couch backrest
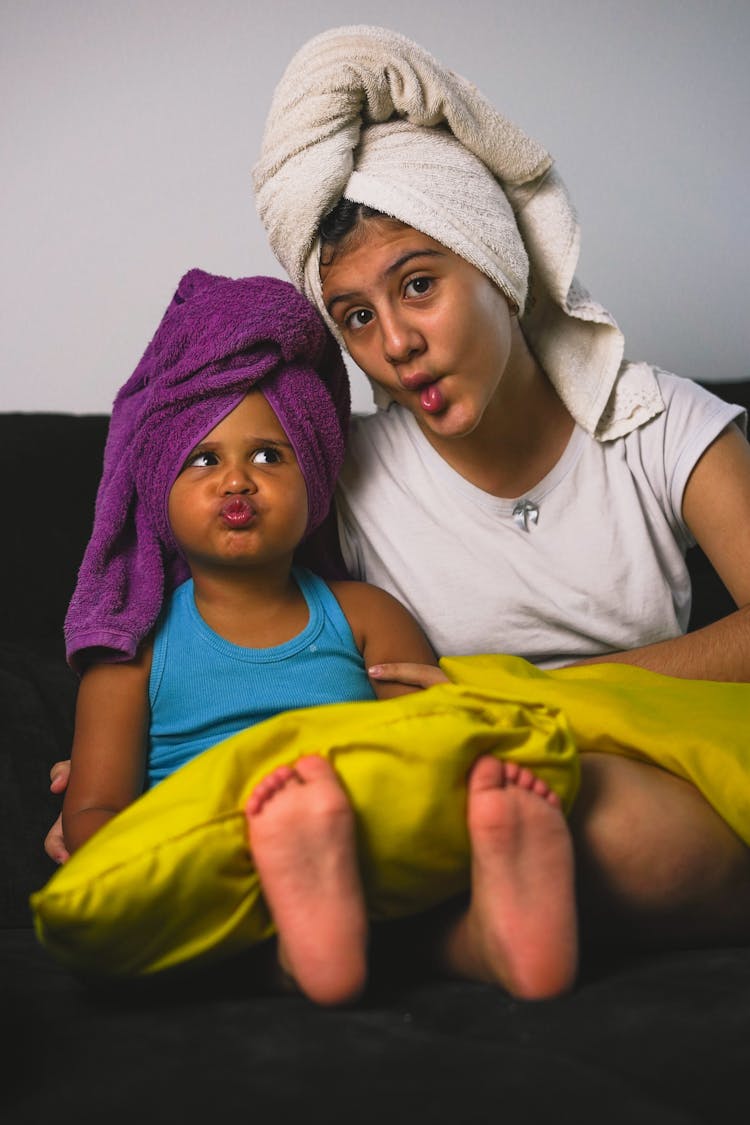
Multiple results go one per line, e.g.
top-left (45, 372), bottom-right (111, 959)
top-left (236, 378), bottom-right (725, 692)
top-left (0, 413), bottom-right (109, 646)
top-left (1, 382), bottom-right (747, 646)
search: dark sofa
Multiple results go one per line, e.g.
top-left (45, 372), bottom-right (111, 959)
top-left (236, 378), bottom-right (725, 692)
top-left (2, 384), bottom-right (749, 1124)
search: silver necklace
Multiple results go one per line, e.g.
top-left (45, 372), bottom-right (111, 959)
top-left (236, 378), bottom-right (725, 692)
top-left (512, 499), bottom-right (539, 532)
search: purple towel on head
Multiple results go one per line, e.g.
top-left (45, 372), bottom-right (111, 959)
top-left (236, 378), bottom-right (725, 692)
top-left (65, 269), bottom-right (350, 670)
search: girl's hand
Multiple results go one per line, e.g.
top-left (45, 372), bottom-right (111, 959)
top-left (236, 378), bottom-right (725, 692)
top-left (45, 815), bottom-right (69, 864)
top-left (50, 758), bottom-right (72, 794)
top-left (368, 662), bottom-right (449, 690)
top-left (45, 760), bottom-right (72, 864)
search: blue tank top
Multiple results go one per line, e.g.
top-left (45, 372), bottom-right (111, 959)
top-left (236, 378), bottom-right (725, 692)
top-left (147, 567), bottom-right (376, 787)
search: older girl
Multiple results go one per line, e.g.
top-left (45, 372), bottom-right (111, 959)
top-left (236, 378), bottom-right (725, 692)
top-left (251, 25), bottom-right (750, 950)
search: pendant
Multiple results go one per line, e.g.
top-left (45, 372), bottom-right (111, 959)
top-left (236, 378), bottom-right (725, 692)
top-left (512, 499), bottom-right (539, 532)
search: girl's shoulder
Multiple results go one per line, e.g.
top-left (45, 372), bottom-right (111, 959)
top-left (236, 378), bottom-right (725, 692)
top-left (78, 635), bottom-right (154, 696)
top-left (623, 368), bottom-right (747, 480)
top-left (326, 579), bottom-right (437, 672)
top-left (326, 578), bottom-right (406, 615)
top-left (638, 368), bottom-right (746, 437)
top-left (326, 578), bottom-right (428, 641)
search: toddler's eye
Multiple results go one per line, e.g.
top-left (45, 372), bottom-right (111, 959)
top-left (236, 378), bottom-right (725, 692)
top-left (252, 447), bottom-right (282, 465)
top-left (405, 276), bottom-right (432, 297)
top-left (184, 450), bottom-right (218, 469)
top-left (344, 308), bottom-right (373, 332)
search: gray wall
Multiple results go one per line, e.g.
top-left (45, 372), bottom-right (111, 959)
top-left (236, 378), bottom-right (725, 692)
top-left (3, 0), bottom-right (748, 415)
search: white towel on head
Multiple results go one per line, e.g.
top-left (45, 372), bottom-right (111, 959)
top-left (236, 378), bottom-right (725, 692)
top-left (344, 121), bottom-right (530, 312)
top-left (301, 119), bottom-right (530, 347)
top-left (254, 24), bottom-right (663, 440)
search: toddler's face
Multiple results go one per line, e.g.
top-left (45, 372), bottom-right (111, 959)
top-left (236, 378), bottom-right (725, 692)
top-left (168, 391), bottom-right (309, 575)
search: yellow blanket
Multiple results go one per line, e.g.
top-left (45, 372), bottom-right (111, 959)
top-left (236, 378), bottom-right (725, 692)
top-left (447, 655), bottom-right (750, 847)
top-left (30, 655), bottom-right (749, 977)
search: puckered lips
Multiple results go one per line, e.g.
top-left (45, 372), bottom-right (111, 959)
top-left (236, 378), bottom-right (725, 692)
top-left (219, 496), bottom-right (256, 529)
top-left (399, 371), bottom-right (446, 415)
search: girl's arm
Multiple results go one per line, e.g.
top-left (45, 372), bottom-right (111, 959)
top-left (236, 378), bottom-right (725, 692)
top-left (329, 581), bottom-right (439, 699)
top-left (62, 642), bottom-right (152, 854)
top-left (574, 423), bottom-right (750, 681)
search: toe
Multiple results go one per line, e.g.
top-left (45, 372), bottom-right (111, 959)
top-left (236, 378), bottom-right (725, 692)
top-left (503, 760), bottom-right (520, 785)
top-left (516, 767), bottom-right (538, 791)
top-left (468, 754), bottom-right (506, 792)
top-left (532, 776), bottom-right (551, 799)
top-left (245, 792), bottom-right (262, 817)
top-left (294, 754), bottom-right (334, 783)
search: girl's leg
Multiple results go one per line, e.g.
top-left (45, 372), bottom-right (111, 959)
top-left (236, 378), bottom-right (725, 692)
top-left (246, 755), bottom-right (368, 1006)
top-left (570, 753), bottom-right (750, 949)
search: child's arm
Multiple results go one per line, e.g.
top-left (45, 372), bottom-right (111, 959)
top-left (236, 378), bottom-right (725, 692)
top-left (62, 642), bottom-right (152, 854)
top-left (330, 581), bottom-right (439, 700)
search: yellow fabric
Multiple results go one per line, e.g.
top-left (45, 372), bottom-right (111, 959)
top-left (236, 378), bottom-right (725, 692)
top-left (30, 655), bottom-right (750, 979)
top-left (30, 674), bottom-right (577, 977)
top-left (442, 655), bottom-right (750, 848)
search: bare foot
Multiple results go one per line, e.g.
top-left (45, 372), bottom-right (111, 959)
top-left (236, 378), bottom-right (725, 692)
top-left (440, 755), bottom-right (578, 1000)
top-left (245, 755), bottom-right (368, 1006)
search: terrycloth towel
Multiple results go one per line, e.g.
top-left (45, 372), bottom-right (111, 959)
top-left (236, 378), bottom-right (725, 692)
top-left (253, 24), bottom-right (664, 440)
top-left (64, 270), bottom-right (350, 669)
top-left (303, 120), bottom-right (530, 321)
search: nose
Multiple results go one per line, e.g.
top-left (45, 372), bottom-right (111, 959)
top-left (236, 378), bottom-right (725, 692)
top-left (380, 308), bottom-right (425, 368)
top-left (220, 460), bottom-right (257, 494)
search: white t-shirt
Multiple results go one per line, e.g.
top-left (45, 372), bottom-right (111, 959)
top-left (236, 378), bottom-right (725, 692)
top-left (336, 370), bottom-right (745, 668)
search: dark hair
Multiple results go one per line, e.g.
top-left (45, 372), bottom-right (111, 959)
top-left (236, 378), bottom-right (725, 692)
top-left (319, 199), bottom-right (383, 245)
top-left (318, 199), bottom-right (403, 266)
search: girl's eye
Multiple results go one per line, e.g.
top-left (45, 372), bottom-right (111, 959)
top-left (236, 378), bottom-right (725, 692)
top-left (343, 308), bottom-right (373, 332)
top-left (405, 276), bottom-right (432, 297)
top-left (184, 450), bottom-right (218, 469)
top-left (252, 447), bottom-right (282, 465)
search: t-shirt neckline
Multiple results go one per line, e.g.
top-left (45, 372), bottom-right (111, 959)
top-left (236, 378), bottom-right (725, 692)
top-left (400, 406), bottom-right (587, 515)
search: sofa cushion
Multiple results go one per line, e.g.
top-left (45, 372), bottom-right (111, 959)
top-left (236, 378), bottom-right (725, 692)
top-left (0, 641), bottom-right (76, 925)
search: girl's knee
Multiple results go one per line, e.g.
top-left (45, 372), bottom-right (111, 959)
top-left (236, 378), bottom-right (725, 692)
top-left (572, 753), bottom-right (750, 911)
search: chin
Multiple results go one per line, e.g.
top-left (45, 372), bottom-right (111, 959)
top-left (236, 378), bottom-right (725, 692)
top-left (425, 403), bottom-right (481, 439)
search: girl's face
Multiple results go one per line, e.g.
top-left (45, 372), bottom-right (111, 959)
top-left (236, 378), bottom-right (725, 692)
top-left (320, 218), bottom-right (516, 443)
top-left (168, 391), bottom-right (308, 576)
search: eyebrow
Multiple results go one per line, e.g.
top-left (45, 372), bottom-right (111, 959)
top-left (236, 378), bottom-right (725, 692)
top-left (188, 435), bottom-right (293, 454)
top-left (325, 248), bottom-right (447, 314)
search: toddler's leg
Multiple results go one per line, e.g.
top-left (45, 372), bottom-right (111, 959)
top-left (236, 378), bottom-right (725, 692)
top-left (246, 755), bottom-right (368, 1007)
top-left (438, 755), bottom-right (578, 1000)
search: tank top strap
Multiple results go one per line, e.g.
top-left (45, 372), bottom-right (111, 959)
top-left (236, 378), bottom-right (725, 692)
top-left (292, 567), bottom-right (355, 648)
